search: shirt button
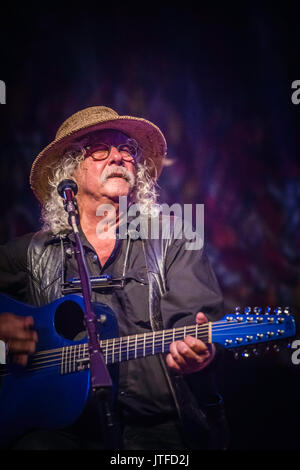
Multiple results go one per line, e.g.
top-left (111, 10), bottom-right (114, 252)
top-left (93, 254), bottom-right (98, 262)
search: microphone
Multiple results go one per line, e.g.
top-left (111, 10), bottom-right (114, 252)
top-left (57, 179), bottom-right (79, 231)
top-left (57, 179), bottom-right (78, 198)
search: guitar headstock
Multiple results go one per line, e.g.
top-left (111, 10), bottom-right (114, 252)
top-left (212, 306), bottom-right (296, 354)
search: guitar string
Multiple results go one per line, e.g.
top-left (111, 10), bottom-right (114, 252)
top-left (28, 320), bottom-right (286, 356)
top-left (0, 322), bottom-right (288, 376)
top-left (0, 333), bottom-right (283, 379)
top-left (31, 316), bottom-right (284, 360)
top-left (16, 319), bottom-right (286, 365)
top-left (23, 331), bottom-right (212, 369)
top-left (0, 324), bottom-right (217, 374)
top-left (12, 332), bottom-right (203, 365)
top-left (0, 339), bottom-right (287, 378)
top-left (24, 320), bottom-right (277, 366)
top-left (30, 323), bottom-right (211, 357)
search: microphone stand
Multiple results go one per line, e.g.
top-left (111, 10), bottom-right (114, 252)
top-left (59, 181), bottom-right (122, 449)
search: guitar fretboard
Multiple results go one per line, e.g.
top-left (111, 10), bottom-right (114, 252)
top-left (60, 323), bottom-right (211, 374)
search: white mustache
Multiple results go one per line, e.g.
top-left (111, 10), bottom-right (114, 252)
top-left (99, 166), bottom-right (135, 188)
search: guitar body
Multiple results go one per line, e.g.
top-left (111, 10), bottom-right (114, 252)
top-left (0, 294), bottom-right (119, 447)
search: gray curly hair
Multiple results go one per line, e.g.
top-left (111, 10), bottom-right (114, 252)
top-left (41, 136), bottom-right (159, 234)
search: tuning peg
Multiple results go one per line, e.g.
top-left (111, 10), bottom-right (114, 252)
top-left (284, 307), bottom-right (290, 315)
top-left (274, 307), bottom-right (282, 315)
top-left (234, 352), bottom-right (240, 360)
top-left (265, 306), bottom-right (271, 314)
top-left (244, 306), bottom-right (251, 314)
top-left (254, 307), bottom-right (262, 314)
top-left (235, 306), bottom-right (241, 313)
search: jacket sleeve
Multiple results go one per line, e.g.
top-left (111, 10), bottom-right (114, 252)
top-left (160, 236), bottom-right (224, 330)
top-left (0, 233), bottom-right (34, 302)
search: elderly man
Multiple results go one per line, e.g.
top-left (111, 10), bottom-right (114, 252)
top-left (0, 106), bottom-right (228, 450)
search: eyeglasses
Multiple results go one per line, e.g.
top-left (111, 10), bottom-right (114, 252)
top-left (84, 140), bottom-right (139, 162)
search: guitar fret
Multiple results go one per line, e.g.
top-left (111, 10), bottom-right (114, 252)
top-left (119, 337), bottom-right (122, 363)
top-left (135, 335), bottom-right (138, 359)
top-left (76, 344), bottom-right (79, 368)
top-left (61, 346), bottom-right (65, 375)
top-left (105, 340), bottom-right (108, 364)
top-left (66, 346), bottom-right (69, 374)
top-left (70, 346), bottom-right (74, 373)
top-left (112, 338), bottom-right (115, 363)
top-left (70, 346), bottom-right (73, 373)
top-left (80, 343), bottom-right (83, 363)
top-left (72, 345), bottom-right (76, 373)
top-left (70, 346), bottom-right (73, 372)
top-left (162, 330), bottom-right (165, 353)
top-left (77, 343), bottom-right (80, 364)
top-left (127, 336), bottom-right (130, 361)
top-left (64, 346), bottom-right (67, 374)
top-left (66, 346), bottom-right (70, 374)
top-left (152, 331), bottom-right (155, 355)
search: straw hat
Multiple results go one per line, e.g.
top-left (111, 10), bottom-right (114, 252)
top-left (30, 106), bottom-right (167, 203)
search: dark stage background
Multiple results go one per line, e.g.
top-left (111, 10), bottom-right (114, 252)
top-left (0, 2), bottom-right (299, 450)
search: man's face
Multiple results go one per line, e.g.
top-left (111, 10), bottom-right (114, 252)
top-left (73, 129), bottom-right (137, 203)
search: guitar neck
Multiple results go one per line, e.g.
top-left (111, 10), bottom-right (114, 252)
top-left (61, 323), bottom-right (210, 372)
top-left (59, 310), bottom-right (295, 374)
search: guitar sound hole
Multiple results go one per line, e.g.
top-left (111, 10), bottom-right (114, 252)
top-left (54, 301), bottom-right (86, 340)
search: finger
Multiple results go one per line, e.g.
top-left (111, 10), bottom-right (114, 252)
top-left (7, 339), bottom-right (37, 355)
top-left (169, 340), bottom-right (207, 368)
top-left (12, 354), bottom-right (29, 366)
top-left (183, 336), bottom-right (209, 355)
top-left (179, 341), bottom-right (210, 366)
top-left (23, 316), bottom-right (34, 328)
top-left (169, 341), bottom-right (189, 367)
top-left (166, 353), bottom-right (182, 373)
top-left (167, 347), bottom-right (206, 375)
top-left (196, 312), bottom-right (208, 324)
top-left (0, 315), bottom-right (37, 342)
top-left (8, 328), bottom-right (37, 343)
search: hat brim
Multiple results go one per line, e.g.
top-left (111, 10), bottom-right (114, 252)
top-left (30, 115), bottom-right (167, 203)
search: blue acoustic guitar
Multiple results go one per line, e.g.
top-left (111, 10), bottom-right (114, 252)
top-left (0, 293), bottom-right (296, 447)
